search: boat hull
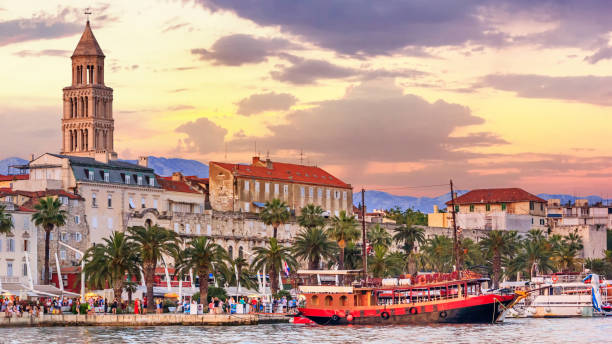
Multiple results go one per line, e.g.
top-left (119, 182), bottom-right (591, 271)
top-left (299, 294), bottom-right (515, 325)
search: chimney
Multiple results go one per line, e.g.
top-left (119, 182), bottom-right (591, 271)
top-left (94, 151), bottom-right (110, 163)
top-left (138, 156), bottom-right (149, 168)
top-left (266, 158), bottom-right (273, 169)
top-left (172, 172), bottom-right (182, 182)
top-left (433, 205), bottom-right (439, 213)
top-left (252, 156), bottom-right (260, 165)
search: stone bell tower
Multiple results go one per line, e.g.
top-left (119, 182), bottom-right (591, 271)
top-left (61, 20), bottom-right (117, 160)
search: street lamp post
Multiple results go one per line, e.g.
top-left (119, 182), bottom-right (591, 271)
top-left (58, 241), bottom-right (85, 301)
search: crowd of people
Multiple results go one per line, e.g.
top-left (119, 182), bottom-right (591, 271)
top-left (1, 294), bottom-right (299, 317)
top-left (202, 295), bottom-right (298, 314)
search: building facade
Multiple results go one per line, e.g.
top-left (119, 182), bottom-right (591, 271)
top-left (436, 188), bottom-right (548, 233)
top-left (547, 198), bottom-right (612, 229)
top-left (209, 157), bottom-right (353, 216)
top-left (0, 202), bottom-right (37, 286)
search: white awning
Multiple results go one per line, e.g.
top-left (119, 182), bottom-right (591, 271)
top-left (299, 285), bottom-right (354, 294)
top-left (297, 270), bottom-right (362, 275)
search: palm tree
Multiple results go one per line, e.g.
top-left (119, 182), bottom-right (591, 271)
top-left (552, 245), bottom-right (581, 272)
top-left (83, 231), bottom-right (140, 299)
top-left (127, 225), bottom-right (180, 311)
top-left (368, 245), bottom-right (403, 278)
top-left (260, 199), bottom-right (290, 239)
top-left (342, 242), bottom-right (363, 270)
top-left (563, 232), bottom-right (584, 252)
top-left (220, 257), bottom-right (258, 291)
top-left (175, 236), bottom-right (227, 311)
top-left (392, 225), bottom-right (425, 274)
top-left (32, 197), bottom-right (67, 284)
top-left (0, 205), bottom-right (14, 235)
top-left (524, 237), bottom-right (553, 277)
top-left (480, 230), bottom-right (517, 288)
top-left (297, 204), bottom-right (325, 230)
top-left (422, 235), bottom-right (453, 272)
top-left (327, 211), bottom-right (360, 270)
top-left (251, 238), bottom-right (297, 295)
top-left (293, 227), bottom-right (337, 270)
top-left (367, 224), bottom-right (392, 248)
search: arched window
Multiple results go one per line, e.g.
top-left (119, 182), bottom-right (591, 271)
top-left (311, 295), bottom-right (319, 305)
top-left (339, 295), bottom-right (347, 306)
top-left (324, 295), bottom-right (333, 306)
top-left (228, 246), bottom-right (233, 260)
top-left (239, 246), bottom-right (244, 259)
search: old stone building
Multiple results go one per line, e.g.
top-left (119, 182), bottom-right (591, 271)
top-left (432, 188), bottom-right (548, 233)
top-left (209, 157), bottom-right (353, 216)
top-left (0, 189), bottom-right (87, 283)
top-left (0, 202), bottom-right (37, 286)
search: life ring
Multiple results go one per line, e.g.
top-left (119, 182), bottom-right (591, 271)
top-left (417, 275), bottom-right (426, 284)
top-left (439, 311), bottom-right (447, 319)
top-left (331, 314), bottom-right (340, 322)
top-left (409, 307), bottom-right (418, 315)
top-left (381, 311), bottom-right (390, 320)
top-left (551, 275), bottom-right (559, 283)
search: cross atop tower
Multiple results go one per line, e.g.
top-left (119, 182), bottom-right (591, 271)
top-left (84, 8), bottom-right (92, 22)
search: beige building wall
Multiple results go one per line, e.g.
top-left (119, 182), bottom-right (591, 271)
top-left (551, 225), bottom-right (607, 259)
top-left (0, 205), bottom-right (37, 285)
top-left (77, 182), bottom-right (164, 244)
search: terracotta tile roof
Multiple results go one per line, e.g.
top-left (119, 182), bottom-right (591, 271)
top-left (156, 176), bottom-right (200, 194)
top-left (0, 174), bottom-right (28, 182)
top-left (445, 188), bottom-right (546, 205)
top-left (0, 188), bottom-right (82, 200)
top-left (185, 176), bottom-right (209, 184)
top-left (210, 157), bottom-right (351, 189)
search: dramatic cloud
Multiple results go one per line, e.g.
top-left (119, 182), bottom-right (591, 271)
top-left (197, 1), bottom-right (612, 56)
top-left (478, 74), bottom-right (612, 106)
top-left (175, 117), bottom-right (227, 154)
top-left (0, 11), bottom-right (81, 46)
top-left (584, 46), bottom-right (612, 64)
top-left (235, 92), bottom-right (297, 115)
top-left (197, 0), bottom-right (499, 55)
top-left (270, 57), bottom-right (427, 85)
top-left (13, 49), bottom-right (70, 57)
top-left (270, 59), bottom-right (357, 84)
top-left (191, 34), bottom-right (296, 66)
top-left (228, 78), bottom-right (506, 162)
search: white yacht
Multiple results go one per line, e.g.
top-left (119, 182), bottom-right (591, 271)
top-left (502, 273), bottom-right (611, 318)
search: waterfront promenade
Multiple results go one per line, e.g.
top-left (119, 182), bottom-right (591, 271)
top-left (0, 313), bottom-right (289, 327)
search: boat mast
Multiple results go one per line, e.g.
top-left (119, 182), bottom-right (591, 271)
top-left (361, 188), bottom-right (367, 282)
top-left (450, 179), bottom-right (460, 271)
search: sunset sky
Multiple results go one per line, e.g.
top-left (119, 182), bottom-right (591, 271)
top-left (1, 1), bottom-right (612, 197)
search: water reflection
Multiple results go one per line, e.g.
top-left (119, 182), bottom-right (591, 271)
top-left (1, 318), bottom-right (609, 344)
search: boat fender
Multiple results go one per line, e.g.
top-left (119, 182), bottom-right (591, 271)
top-left (409, 307), bottom-right (418, 315)
top-left (439, 311), bottom-right (447, 319)
top-left (331, 314), bottom-right (340, 322)
top-left (347, 314), bottom-right (354, 322)
top-left (551, 275), bottom-right (559, 283)
top-left (381, 311), bottom-right (390, 320)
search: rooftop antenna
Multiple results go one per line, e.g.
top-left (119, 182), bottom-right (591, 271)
top-left (254, 141), bottom-right (257, 157)
top-left (266, 150), bottom-right (270, 160)
top-left (224, 142), bottom-right (227, 160)
top-left (84, 8), bottom-right (92, 22)
top-left (299, 149), bottom-right (304, 165)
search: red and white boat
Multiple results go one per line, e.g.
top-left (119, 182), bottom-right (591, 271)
top-left (296, 270), bottom-right (519, 325)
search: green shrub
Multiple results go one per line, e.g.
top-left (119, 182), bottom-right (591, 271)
top-left (78, 303), bottom-right (89, 314)
top-left (273, 290), bottom-right (291, 300)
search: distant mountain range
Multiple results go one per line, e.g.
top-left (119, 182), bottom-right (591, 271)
top-left (1, 156), bottom-right (609, 213)
top-left (353, 191), bottom-right (612, 213)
